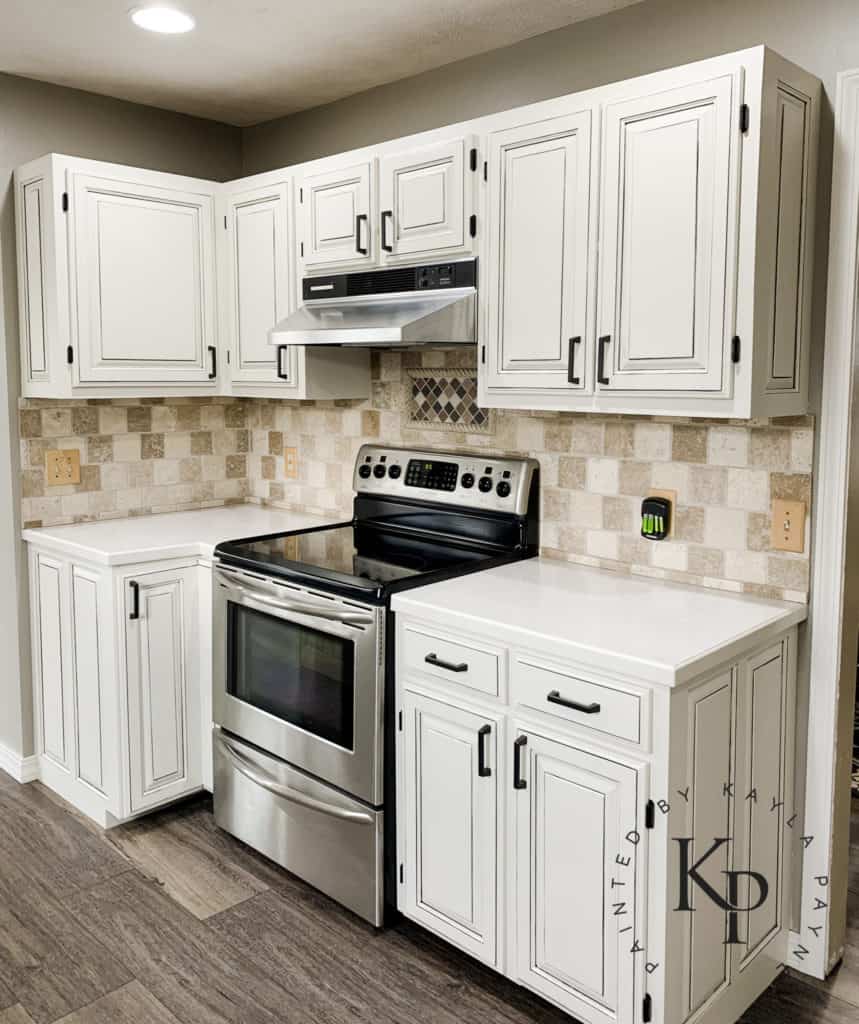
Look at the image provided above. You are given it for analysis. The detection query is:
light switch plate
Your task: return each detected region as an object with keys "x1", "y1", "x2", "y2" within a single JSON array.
[
  {"x1": 284, "y1": 447, "x2": 298, "y2": 480},
  {"x1": 771, "y1": 499, "x2": 806, "y2": 553},
  {"x1": 46, "y1": 449, "x2": 81, "y2": 486},
  {"x1": 647, "y1": 488, "x2": 677, "y2": 538}
]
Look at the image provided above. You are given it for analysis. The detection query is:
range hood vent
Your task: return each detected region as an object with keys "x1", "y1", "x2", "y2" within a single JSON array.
[{"x1": 269, "y1": 260, "x2": 477, "y2": 349}]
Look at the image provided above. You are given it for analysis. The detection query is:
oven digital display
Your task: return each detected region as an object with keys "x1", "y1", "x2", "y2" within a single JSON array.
[{"x1": 405, "y1": 458, "x2": 459, "y2": 491}]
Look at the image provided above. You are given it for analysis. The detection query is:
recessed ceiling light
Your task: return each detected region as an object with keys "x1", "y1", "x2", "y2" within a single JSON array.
[{"x1": 130, "y1": 6, "x2": 195, "y2": 34}]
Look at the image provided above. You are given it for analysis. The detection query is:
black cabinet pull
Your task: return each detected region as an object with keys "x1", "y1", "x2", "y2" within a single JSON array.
[
  {"x1": 355, "y1": 213, "x2": 368, "y2": 255},
  {"x1": 478, "y1": 725, "x2": 491, "y2": 777},
  {"x1": 567, "y1": 336, "x2": 581, "y2": 385},
  {"x1": 381, "y1": 210, "x2": 394, "y2": 252},
  {"x1": 129, "y1": 581, "x2": 140, "y2": 621},
  {"x1": 513, "y1": 735, "x2": 528, "y2": 790},
  {"x1": 597, "y1": 335, "x2": 610, "y2": 385},
  {"x1": 208, "y1": 345, "x2": 217, "y2": 380},
  {"x1": 276, "y1": 345, "x2": 290, "y2": 381},
  {"x1": 547, "y1": 690, "x2": 601, "y2": 714},
  {"x1": 425, "y1": 652, "x2": 468, "y2": 673}
]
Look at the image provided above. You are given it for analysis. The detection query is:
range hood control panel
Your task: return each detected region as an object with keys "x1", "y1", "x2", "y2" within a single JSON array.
[{"x1": 302, "y1": 259, "x2": 476, "y2": 301}]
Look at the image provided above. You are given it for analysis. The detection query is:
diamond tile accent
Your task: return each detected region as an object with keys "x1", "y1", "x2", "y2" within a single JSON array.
[{"x1": 406, "y1": 369, "x2": 492, "y2": 433}]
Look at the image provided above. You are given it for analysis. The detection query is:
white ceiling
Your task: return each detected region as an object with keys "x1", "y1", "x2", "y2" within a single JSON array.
[{"x1": 0, "y1": 0, "x2": 644, "y2": 126}]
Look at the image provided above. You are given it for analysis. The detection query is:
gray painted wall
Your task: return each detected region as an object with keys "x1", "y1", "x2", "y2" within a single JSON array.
[{"x1": 0, "y1": 73, "x2": 241, "y2": 759}]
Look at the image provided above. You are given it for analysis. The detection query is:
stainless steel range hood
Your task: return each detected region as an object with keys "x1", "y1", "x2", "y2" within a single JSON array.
[{"x1": 269, "y1": 260, "x2": 476, "y2": 348}]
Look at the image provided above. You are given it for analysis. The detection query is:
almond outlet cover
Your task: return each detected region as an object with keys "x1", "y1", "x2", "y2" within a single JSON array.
[
  {"x1": 771, "y1": 499, "x2": 806, "y2": 553},
  {"x1": 46, "y1": 449, "x2": 81, "y2": 486}
]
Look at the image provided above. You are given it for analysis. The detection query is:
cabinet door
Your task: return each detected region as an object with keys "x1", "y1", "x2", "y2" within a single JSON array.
[
  {"x1": 597, "y1": 71, "x2": 740, "y2": 393},
  {"x1": 68, "y1": 169, "x2": 219, "y2": 386},
  {"x1": 513, "y1": 725, "x2": 641, "y2": 1022},
  {"x1": 484, "y1": 111, "x2": 592, "y2": 392},
  {"x1": 401, "y1": 689, "x2": 500, "y2": 966},
  {"x1": 124, "y1": 566, "x2": 201, "y2": 813},
  {"x1": 379, "y1": 138, "x2": 469, "y2": 260},
  {"x1": 31, "y1": 552, "x2": 74, "y2": 771},
  {"x1": 301, "y1": 160, "x2": 373, "y2": 269},
  {"x1": 222, "y1": 181, "x2": 298, "y2": 389}
]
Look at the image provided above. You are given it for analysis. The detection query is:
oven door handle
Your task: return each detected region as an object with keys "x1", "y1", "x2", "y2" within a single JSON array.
[
  {"x1": 216, "y1": 572, "x2": 374, "y2": 625},
  {"x1": 218, "y1": 736, "x2": 376, "y2": 826}
]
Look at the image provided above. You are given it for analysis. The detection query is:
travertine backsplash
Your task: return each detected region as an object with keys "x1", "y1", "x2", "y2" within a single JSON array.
[{"x1": 19, "y1": 350, "x2": 814, "y2": 603}]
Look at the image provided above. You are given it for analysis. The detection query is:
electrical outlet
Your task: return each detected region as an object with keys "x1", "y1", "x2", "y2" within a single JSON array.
[
  {"x1": 45, "y1": 449, "x2": 81, "y2": 486},
  {"x1": 284, "y1": 447, "x2": 299, "y2": 480},
  {"x1": 647, "y1": 488, "x2": 677, "y2": 538},
  {"x1": 771, "y1": 499, "x2": 806, "y2": 553}
]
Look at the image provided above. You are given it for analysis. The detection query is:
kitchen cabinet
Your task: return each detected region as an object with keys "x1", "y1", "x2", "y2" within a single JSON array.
[
  {"x1": 300, "y1": 159, "x2": 375, "y2": 270},
  {"x1": 393, "y1": 558, "x2": 801, "y2": 1024},
  {"x1": 27, "y1": 539, "x2": 206, "y2": 827},
  {"x1": 400, "y1": 688, "x2": 500, "y2": 966},
  {"x1": 15, "y1": 154, "x2": 220, "y2": 397},
  {"x1": 483, "y1": 109, "x2": 592, "y2": 392},
  {"x1": 123, "y1": 565, "x2": 201, "y2": 814},
  {"x1": 219, "y1": 173, "x2": 370, "y2": 399}
]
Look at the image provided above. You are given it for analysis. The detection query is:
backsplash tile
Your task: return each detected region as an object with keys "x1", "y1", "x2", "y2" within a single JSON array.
[{"x1": 18, "y1": 351, "x2": 814, "y2": 604}]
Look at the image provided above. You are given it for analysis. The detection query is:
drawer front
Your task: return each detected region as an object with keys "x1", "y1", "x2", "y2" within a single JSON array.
[
  {"x1": 401, "y1": 624, "x2": 502, "y2": 697},
  {"x1": 512, "y1": 657, "x2": 642, "y2": 744}
]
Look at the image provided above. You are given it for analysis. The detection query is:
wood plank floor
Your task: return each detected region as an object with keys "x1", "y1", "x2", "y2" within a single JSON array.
[{"x1": 0, "y1": 772, "x2": 856, "y2": 1024}]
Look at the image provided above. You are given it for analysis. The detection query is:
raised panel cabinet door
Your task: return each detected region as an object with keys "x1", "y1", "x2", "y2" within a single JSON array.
[
  {"x1": 484, "y1": 111, "x2": 592, "y2": 392},
  {"x1": 401, "y1": 689, "x2": 500, "y2": 966},
  {"x1": 223, "y1": 182, "x2": 297, "y2": 388},
  {"x1": 302, "y1": 161, "x2": 373, "y2": 269},
  {"x1": 68, "y1": 170, "x2": 219, "y2": 385},
  {"x1": 597, "y1": 71, "x2": 741, "y2": 393},
  {"x1": 124, "y1": 567, "x2": 201, "y2": 813},
  {"x1": 513, "y1": 726, "x2": 641, "y2": 1023},
  {"x1": 32, "y1": 553, "x2": 74, "y2": 771},
  {"x1": 379, "y1": 137, "x2": 469, "y2": 260}
]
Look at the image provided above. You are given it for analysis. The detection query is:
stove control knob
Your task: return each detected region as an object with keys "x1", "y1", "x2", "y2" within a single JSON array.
[
  {"x1": 496, "y1": 480, "x2": 511, "y2": 498},
  {"x1": 373, "y1": 463, "x2": 387, "y2": 479},
  {"x1": 388, "y1": 464, "x2": 401, "y2": 479},
  {"x1": 460, "y1": 472, "x2": 475, "y2": 489},
  {"x1": 478, "y1": 476, "x2": 493, "y2": 493},
  {"x1": 358, "y1": 464, "x2": 372, "y2": 479}
]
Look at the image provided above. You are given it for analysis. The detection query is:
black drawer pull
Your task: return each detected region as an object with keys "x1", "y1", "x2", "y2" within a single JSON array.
[
  {"x1": 129, "y1": 580, "x2": 140, "y2": 621},
  {"x1": 547, "y1": 690, "x2": 601, "y2": 714},
  {"x1": 381, "y1": 210, "x2": 394, "y2": 252},
  {"x1": 567, "y1": 336, "x2": 581, "y2": 385},
  {"x1": 478, "y1": 725, "x2": 491, "y2": 777},
  {"x1": 425, "y1": 652, "x2": 468, "y2": 673},
  {"x1": 513, "y1": 735, "x2": 528, "y2": 790},
  {"x1": 355, "y1": 213, "x2": 368, "y2": 255},
  {"x1": 276, "y1": 345, "x2": 290, "y2": 380},
  {"x1": 208, "y1": 345, "x2": 217, "y2": 380},
  {"x1": 597, "y1": 334, "x2": 610, "y2": 385}
]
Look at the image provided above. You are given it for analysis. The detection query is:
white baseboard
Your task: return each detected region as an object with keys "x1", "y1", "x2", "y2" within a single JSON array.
[{"x1": 0, "y1": 742, "x2": 39, "y2": 783}]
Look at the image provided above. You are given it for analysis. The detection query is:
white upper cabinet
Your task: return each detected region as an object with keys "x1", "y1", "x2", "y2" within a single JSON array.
[
  {"x1": 483, "y1": 110, "x2": 592, "y2": 392},
  {"x1": 300, "y1": 159, "x2": 375, "y2": 270},
  {"x1": 596, "y1": 72, "x2": 739, "y2": 395},
  {"x1": 379, "y1": 137, "x2": 473, "y2": 261}
]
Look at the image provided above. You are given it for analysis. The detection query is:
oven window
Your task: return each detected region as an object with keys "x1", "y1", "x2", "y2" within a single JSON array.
[{"x1": 227, "y1": 604, "x2": 355, "y2": 750}]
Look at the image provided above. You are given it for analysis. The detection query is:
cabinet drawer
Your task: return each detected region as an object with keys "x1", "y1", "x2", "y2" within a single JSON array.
[
  {"x1": 512, "y1": 657, "x2": 642, "y2": 744},
  {"x1": 401, "y1": 624, "x2": 502, "y2": 697}
]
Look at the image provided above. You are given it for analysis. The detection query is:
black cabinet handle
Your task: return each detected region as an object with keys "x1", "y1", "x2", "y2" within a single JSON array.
[
  {"x1": 478, "y1": 725, "x2": 491, "y2": 777},
  {"x1": 355, "y1": 213, "x2": 368, "y2": 255},
  {"x1": 381, "y1": 210, "x2": 394, "y2": 252},
  {"x1": 567, "y1": 336, "x2": 581, "y2": 385},
  {"x1": 425, "y1": 652, "x2": 468, "y2": 673},
  {"x1": 513, "y1": 735, "x2": 528, "y2": 790},
  {"x1": 129, "y1": 581, "x2": 140, "y2": 621},
  {"x1": 597, "y1": 335, "x2": 610, "y2": 385},
  {"x1": 547, "y1": 690, "x2": 601, "y2": 714},
  {"x1": 208, "y1": 345, "x2": 217, "y2": 380},
  {"x1": 276, "y1": 345, "x2": 290, "y2": 380}
]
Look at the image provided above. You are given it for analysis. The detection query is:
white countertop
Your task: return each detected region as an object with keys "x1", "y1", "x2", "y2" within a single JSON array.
[
  {"x1": 392, "y1": 557, "x2": 807, "y2": 686},
  {"x1": 22, "y1": 505, "x2": 341, "y2": 566}
]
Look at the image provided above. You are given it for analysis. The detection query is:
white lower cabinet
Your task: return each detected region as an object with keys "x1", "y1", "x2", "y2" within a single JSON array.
[
  {"x1": 400, "y1": 689, "x2": 501, "y2": 966},
  {"x1": 395, "y1": 613, "x2": 798, "y2": 1024},
  {"x1": 27, "y1": 543, "x2": 208, "y2": 827}
]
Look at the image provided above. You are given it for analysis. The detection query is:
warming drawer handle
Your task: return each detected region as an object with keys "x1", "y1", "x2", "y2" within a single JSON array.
[
  {"x1": 513, "y1": 734, "x2": 528, "y2": 790},
  {"x1": 547, "y1": 690, "x2": 601, "y2": 714},
  {"x1": 425, "y1": 652, "x2": 468, "y2": 673},
  {"x1": 217, "y1": 735, "x2": 375, "y2": 826},
  {"x1": 477, "y1": 724, "x2": 491, "y2": 778},
  {"x1": 381, "y1": 210, "x2": 394, "y2": 253}
]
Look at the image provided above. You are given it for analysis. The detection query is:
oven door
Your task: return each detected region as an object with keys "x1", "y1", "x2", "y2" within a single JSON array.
[{"x1": 213, "y1": 564, "x2": 384, "y2": 806}]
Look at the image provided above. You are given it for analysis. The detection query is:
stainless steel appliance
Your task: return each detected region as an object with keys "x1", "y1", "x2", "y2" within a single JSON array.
[
  {"x1": 212, "y1": 444, "x2": 539, "y2": 925},
  {"x1": 268, "y1": 260, "x2": 476, "y2": 348}
]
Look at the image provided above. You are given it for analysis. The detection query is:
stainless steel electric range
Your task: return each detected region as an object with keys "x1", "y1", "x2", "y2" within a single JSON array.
[{"x1": 211, "y1": 444, "x2": 539, "y2": 926}]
